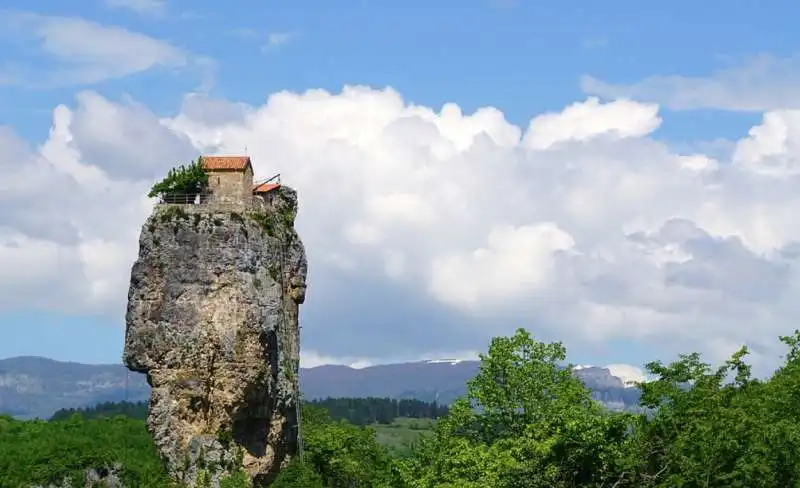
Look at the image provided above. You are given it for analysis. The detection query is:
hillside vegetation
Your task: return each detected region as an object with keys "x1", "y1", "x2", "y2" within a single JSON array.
[
  {"x1": 51, "y1": 397, "x2": 446, "y2": 427},
  {"x1": 4, "y1": 327, "x2": 800, "y2": 487}
]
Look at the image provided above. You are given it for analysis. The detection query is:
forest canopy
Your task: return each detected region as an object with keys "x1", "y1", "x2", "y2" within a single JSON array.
[{"x1": 6, "y1": 327, "x2": 800, "y2": 487}]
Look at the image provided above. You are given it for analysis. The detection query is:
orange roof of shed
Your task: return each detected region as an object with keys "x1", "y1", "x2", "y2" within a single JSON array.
[
  {"x1": 201, "y1": 156, "x2": 251, "y2": 171},
  {"x1": 253, "y1": 182, "x2": 280, "y2": 193}
]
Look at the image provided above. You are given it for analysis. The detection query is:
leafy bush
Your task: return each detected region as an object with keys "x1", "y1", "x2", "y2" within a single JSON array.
[
  {"x1": 218, "y1": 469, "x2": 252, "y2": 488},
  {"x1": 148, "y1": 157, "x2": 209, "y2": 201},
  {"x1": 270, "y1": 459, "x2": 324, "y2": 487},
  {"x1": 301, "y1": 404, "x2": 396, "y2": 487}
]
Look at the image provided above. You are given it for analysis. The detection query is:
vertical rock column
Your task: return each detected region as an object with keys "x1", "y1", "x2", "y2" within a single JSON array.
[{"x1": 123, "y1": 188, "x2": 307, "y2": 487}]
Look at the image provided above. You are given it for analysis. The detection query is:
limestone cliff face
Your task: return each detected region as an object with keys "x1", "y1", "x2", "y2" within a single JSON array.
[{"x1": 123, "y1": 188, "x2": 307, "y2": 487}]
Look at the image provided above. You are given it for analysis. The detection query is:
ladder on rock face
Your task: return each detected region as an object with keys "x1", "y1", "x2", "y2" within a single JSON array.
[
  {"x1": 297, "y1": 400, "x2": 304, "y2": 460},
  {"x1": 275, "y1": 228, "x2": 304, "y2": 461}
]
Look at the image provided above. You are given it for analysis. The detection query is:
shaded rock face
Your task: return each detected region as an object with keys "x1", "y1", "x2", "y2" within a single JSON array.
[{"x1": 123, "y1": 187, "x2": 307, "y2": 487}]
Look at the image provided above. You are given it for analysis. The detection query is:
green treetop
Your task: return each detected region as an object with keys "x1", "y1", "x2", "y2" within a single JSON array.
[{"x1": 148, "y1": 157, "x2": 209, "y2": 201}]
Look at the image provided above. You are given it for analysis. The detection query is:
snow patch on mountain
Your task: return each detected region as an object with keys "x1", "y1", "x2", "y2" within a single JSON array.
[
  {"x1": 605, "y1": 364, "x2": 647, "y2": 387},
  {"x1": 426, "y1": 359, "x2": 463, "y2": 365}
]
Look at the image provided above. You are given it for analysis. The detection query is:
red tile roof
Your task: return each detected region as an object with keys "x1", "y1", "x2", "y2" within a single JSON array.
[
  {"x1": 201, "y1": 156, "x2": 251, "y2": 171},
  {"x1": 253, "y1": 182, "x2": 280, "y2": 193}
]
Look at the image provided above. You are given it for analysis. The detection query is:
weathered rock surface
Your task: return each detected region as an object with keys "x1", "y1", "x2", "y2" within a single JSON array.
[
  {"x1": 31, "y1": 464, "x2": 124, "y2": 488},
  {"x1": 123, "y1": 187, "x2": 307, "y2": 487}
]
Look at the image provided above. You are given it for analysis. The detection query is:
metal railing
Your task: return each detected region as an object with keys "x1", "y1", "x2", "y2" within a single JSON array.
[
  {"x1": 155, "y1": 193, "x2": 270, "y2": 211},
  {"x1": 254, "y1": 173, "x2": 281, "y2": 187},
  {"x1": 156, "y1": 193, "x2": 209, "y2": 205}
]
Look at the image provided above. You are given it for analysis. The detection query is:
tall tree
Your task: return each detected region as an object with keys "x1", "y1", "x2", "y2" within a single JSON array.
[{"x1": 396, "y1": 328, "x2": 634, "y2": 488}]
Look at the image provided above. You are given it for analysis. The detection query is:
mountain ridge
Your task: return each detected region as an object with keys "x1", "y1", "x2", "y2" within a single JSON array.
[{"x1": 0, "y1": 356, "x2": 642, "y2": 419}]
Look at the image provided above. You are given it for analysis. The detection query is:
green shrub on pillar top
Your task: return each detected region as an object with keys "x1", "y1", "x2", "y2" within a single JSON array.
[{"x1": 148, "y1": 157, "x2": 209, "y2": 202}]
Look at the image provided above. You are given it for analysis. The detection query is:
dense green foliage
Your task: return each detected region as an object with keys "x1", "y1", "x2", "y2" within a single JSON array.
[
  {"x1": 0, "y1": 414, "x2": 176, "y2": 487},
  {"x1": 307, "y1": 397, "x2": 447, "y2": 426},
  {"x1": 51, "y1": 400, "x2": 149, "y2": 421},
  {"x1": 393, "y1": 329, "x2": 635, "y2": 488},
  {"x1": 276, "y1": 404, "x2": 397, "y2": 487},
  {"x1": 2, "y1": 404, "x2": 400, "y2": 488},
  {"x1": 51, "y1": 397, "x2": 445, "y2": 426},
  {"x1": 148, "y1": 157, "x2": 209, "y2": 201},
  {"x1": 393, "y1": 329, "x2": 800, "y2": 488},
  {"x1": 8, "y1": 328, "x2": 800, "y2": 487}
]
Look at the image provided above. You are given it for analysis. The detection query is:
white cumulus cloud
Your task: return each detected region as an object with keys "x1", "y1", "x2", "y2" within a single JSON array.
[
  {"x1": 524, "y1": 97, "x2": 661, "y2": 149},
  {"x1": 4, "y1": 86, "x2": 800, "y2": 371},
  {"x1": 0, "y1": 10, "x2": 189, "y2": 85},
  {"x1": 605, "y1": 364, "x2": 648, "y2": 386}
]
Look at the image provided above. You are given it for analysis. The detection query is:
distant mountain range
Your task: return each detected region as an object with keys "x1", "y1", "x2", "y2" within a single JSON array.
[{"x1": 0, "y1": 356, "x2": 642, "y2": 420}]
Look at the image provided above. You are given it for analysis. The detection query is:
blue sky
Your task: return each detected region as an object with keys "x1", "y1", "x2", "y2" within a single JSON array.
[
  {"x1": 4, "y1": 0, "x2": 788, "y2": 141},
  {"x1": 2, "y1": 0, "x2": 800, "y2": 377}
]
